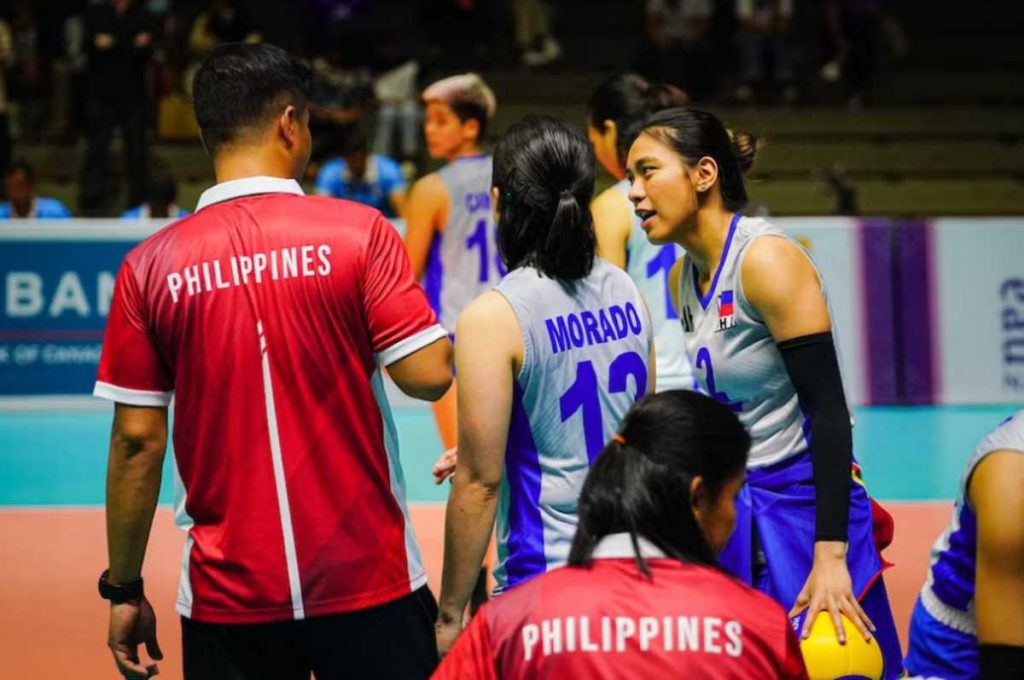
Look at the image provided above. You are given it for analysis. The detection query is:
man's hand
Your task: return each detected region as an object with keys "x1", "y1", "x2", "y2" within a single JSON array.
[
  {"x1": 109, "y1": 597, "x2": 162, "y2": 679},
  {"x1": 95, "y1": 33, "x2": 115, "y2": 49}
]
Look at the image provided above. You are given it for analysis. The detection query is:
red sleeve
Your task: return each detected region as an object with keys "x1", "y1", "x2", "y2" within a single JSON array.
[
  {"x1": 779, "y1": 615, "x2": 810, "y2": 680},
  {"x1": 361, "y1": 214, "x2": 447, "y2": 366},
  {"x1": 432, "y1": 611, "x2": 500, "y2": 680},
  {"x1": 94, "y1": 260, "x2": 173, "y2": 406}
]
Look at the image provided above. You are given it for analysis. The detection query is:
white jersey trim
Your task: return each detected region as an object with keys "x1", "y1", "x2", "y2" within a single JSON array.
[
  {"x1": 93, "y1": 381, "x2": 173, "y2": 407},
  {"x1": 196, "y1": 176, "x2": 305, "y2": 211},
  {"x1": 371, "y1": 369, "x2": 428, "y2": 592},
  {"x1": 172, "y1": 457, "x2": 196, "y2": 618},
  {"x1": 257, "y1": 320, "x2": 306, "y2": 620},
  {"x1": 921, "y1": 580, "x2": 976, "y2": 635},
  {"x1": 591, "y1": 533, "x2": 668, "y2": 560},
  {"x1": 376, "y1": 324, "x2": 448, "y2": 367}
]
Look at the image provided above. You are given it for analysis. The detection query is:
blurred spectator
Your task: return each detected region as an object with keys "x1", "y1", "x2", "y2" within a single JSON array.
[
  {"x1": 824, "y1": 0, "x2": 884, "y2": 107},
  {"x1": 512, "y1": 0, "x2": 561, "y2": 67},
  {"x1": 316, "y1": 134, "x2": 408, "y2": 217},
  {"x1": 121, "y1": 169, "x2": 189, "y2": 219},
  {"x1": 735, "y1": 0, "x2": 795, "y2": 104},
  {"x1": 371, "y1": 23, "x2": 422, "y2": 165},
  {"x1": 309, "y1": 42, "x2": 374, "y2": 163},
  {"x1": 9, "y1": 0, "x2": 45, "y2": 140},
  {"x1": 188, "y1": 0, "x2": 259, "y2": 60},
  {"x1": 0, "y1": 18, "x2": 14, "y2": 173},
  {"x1": 825, "y1": 165, "x2": 859, "y2": 216},
  {"x1": 79, "y1": 0, "x2": 156, "y2": 215},
  {"x1": 0, "y1": 160, "x2": 72, "y2": 219},
  {"x1": 637, "y1": 0, "x2": 715, "y2": 99}
]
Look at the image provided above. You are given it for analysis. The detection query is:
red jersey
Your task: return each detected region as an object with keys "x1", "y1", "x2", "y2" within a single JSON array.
[
  {"x1": 434, "y1": 534, "x2": 808, "y2": 680},
  {"x1": 95, "y1": 177, "x2": 447, "y2": 624}
]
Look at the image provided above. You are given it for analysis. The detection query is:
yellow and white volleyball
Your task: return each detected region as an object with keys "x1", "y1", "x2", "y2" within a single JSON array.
[{"x1": 799, "y1": 613, "x2": 883, "y2": 680}]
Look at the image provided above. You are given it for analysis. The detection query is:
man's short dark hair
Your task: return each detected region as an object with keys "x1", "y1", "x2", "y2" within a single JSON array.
[
  {"x1": 192, "y1": 43, "x2": 313, "y2": 155},
  {"x1": 5, "y1": 159, "x2": 35, "y2": 184}
]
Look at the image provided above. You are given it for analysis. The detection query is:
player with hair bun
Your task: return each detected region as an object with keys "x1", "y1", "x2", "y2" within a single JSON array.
[
  {"x1": 587, "y1": 74, "x2": 694, "y2": 392},
  {"x1": 625, "y1": 107, "x2": 904, "y2": 677}
]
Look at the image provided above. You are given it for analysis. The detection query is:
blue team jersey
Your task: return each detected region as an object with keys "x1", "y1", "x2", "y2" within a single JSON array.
[
  {"x1": 315, "y1": 154, "x2": 406, "y2": 216},
  {"x1": 491, "y1": 259, "x2": 653, "y2": 593},
  {"x1": 121, "y1": 204, "x2": 190, "y2": 219},
  {"x1": 424, "y1": 155, "x2": 503, "y2": 332},
  {"x1": 906, "y1": 411, "x2": 1024, "y2": 677},
  {"x1": 0, "y1": 197, "x2": 71, "y2": 219}
]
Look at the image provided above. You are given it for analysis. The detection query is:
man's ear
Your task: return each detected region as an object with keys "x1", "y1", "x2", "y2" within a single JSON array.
[{"x1": 279, "y1": 105, "x2": 301, "y2": 147}]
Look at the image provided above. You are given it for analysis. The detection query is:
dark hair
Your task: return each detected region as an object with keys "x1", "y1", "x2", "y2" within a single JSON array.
[
  {"x1": 568, "y1": 390, "x2": 750, "y2": 573},
  {"x1": 450, "y1": 100, "x2": 490, "y2": 140},
  {"x1": 192, "y1": 43, "x2": 312, "y2": 154},
  {"x1": 5, "y1": 159, "x2": 34, "y2": 183},
  {"x1": 146, "y1": 169, "x2": 178, "y2": 206},
  {"x1": 587, "y1": 74, "x2": 687, "y2": 170},
  {"x1": 639, "y1": 108, "x2": 757, "y2": 212},
  {"x1": 492, "y1": 115, "x2": 596, "y2": 281}
]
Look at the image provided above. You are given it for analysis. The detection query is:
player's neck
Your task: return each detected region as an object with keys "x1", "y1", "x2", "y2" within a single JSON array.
[
  {"x1": 213, "y1": 149, "x2": 302, "y2": 185},
  {"x1": 683, "y1": 207, "x2": 735, "y2": 280},
  {"x1": 447, "y1": 141, "x2": 483, "y2": 161}
]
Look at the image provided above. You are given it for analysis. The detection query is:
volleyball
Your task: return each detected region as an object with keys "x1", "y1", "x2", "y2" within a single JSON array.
[{"x1": 800, "y1": 613, "x2": 884, "y2": 680}]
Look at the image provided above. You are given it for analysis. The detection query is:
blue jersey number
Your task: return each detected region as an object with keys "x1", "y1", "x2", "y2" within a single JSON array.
[
  {"x1": 646, "y1": 244, "x2": 679, "y2": 320},
  {"x1": 466, "y1": 218, "x2": 505, "y2": 282},
  {"x1": 694, "y1": 347, "x2": 743, "y2": 412},
  {"x1": 560, "y1": 351, "x2": 648, "y2": 463}
]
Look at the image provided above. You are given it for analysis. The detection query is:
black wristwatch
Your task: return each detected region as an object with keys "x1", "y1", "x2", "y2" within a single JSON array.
[{"x1": 98, "y1": 569, "x2": 144, "y2": 604}]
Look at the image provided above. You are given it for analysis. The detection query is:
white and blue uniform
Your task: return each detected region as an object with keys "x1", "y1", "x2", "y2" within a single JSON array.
[
  {"x1": 678, "y1": 214, "x2": 905, "y2": 678},
  {"x1": 0, "y1": 197, "x2": 72, "y2": 219},
  {"x1": 492, "y1": 259, "x2": 652, "y2": 593},
  {"x1": 424, "y1": 155, "x2": 504, "y2": 333},
  {"x1": 677, "y1": 214, "x2": 835, "y2": 468},
  {"x1": 906, "y1": 411, "x2": 1024, "y2": 678},
  {"x1": 613, "y1": 179, "x2": 693, "y2": 391}
]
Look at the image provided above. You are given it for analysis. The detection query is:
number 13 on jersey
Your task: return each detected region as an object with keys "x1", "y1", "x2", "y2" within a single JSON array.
[{"x1": 559, "y1": 351, "x2": 648, "y2": 464}]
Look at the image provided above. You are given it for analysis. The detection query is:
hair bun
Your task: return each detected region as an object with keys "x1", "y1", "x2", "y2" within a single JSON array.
[{"x1": 727, "y1": 129, "x2": 758, "y2": 175}]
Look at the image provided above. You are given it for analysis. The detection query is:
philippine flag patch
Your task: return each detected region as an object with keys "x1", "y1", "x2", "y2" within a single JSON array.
[{"x1": 716, "y1": 290, "x2": 736, "y2": 332}]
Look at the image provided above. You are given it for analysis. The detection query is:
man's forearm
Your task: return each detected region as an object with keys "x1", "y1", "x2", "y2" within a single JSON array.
[
  {"x1": 106, "y1": 436, "x2": 166, "y2": 584},
  {"x1": 438, "y1": 478, "x2": 499, "y2": 621}
]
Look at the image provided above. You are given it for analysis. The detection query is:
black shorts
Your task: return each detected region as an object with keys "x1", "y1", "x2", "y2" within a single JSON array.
[{"x1": 181, "y1": 586, "x2": 438, "y2": 680}]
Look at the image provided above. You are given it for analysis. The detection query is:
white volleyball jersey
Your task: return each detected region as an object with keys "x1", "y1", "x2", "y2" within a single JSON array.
[{"x1": 492, "y1": 258, "x2": 653, "y2": 592}]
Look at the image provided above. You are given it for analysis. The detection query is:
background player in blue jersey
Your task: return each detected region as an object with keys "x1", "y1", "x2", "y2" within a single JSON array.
[
  {"x1": 403, "y1": 73, "x2": 500, "y2": 452},
  {"x1": 588, "y1": 75, "x2": 694, "y2": 392},
  {"x1": 0, "y1": 160, "x2": 71, "y2": 219},
  {"x1": 626, "y1": 108, "x2": 904, "y2": 677},
  {"x1": 436, "y1": 115, "x2": 655, "y2": 656},
  {"x1": 905, "y1": 412, "x2": 1024, "y2": 679},
  {"x1": 315, "y1": 134, "x2": 407, "y2": 217}
]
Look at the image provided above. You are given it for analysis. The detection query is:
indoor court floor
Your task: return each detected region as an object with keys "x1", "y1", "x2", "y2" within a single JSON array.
[{"x1": 0, "y1": 403, "x2": 1016, "y2": 679}]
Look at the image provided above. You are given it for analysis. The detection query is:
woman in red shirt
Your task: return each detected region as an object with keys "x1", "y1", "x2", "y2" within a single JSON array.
[{"x1": 433, "y1": 390, "x2": 808, "y2": 679}]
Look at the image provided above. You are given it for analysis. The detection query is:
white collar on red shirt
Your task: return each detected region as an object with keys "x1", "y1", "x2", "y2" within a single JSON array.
[
  {"x1": 591, "y1": 533, "x2": 667, "y2": 560},
  {"x1": 196, "y1": 176, "x2": 305, "y2": 211}
]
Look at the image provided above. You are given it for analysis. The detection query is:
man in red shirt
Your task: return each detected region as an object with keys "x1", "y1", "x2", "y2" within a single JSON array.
[{"x1": 95, "y1": 43, "x2": 452, "y2": 680}]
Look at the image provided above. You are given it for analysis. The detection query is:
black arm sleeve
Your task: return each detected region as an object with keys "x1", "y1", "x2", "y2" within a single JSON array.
[
  {"x1": 980, "y1": 644, "x2": 1024, "y2": 680},
  {"x1": 778, "y1": 332, "x2": 852, "y2": 542}
]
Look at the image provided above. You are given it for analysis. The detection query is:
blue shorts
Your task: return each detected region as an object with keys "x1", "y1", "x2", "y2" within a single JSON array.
[
  {"x1": 905, "y1": 595, "x2": 978, "y2": 679},
  {"x1": 720, "y1": 450, "x2": 905, "y2": 679}
]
